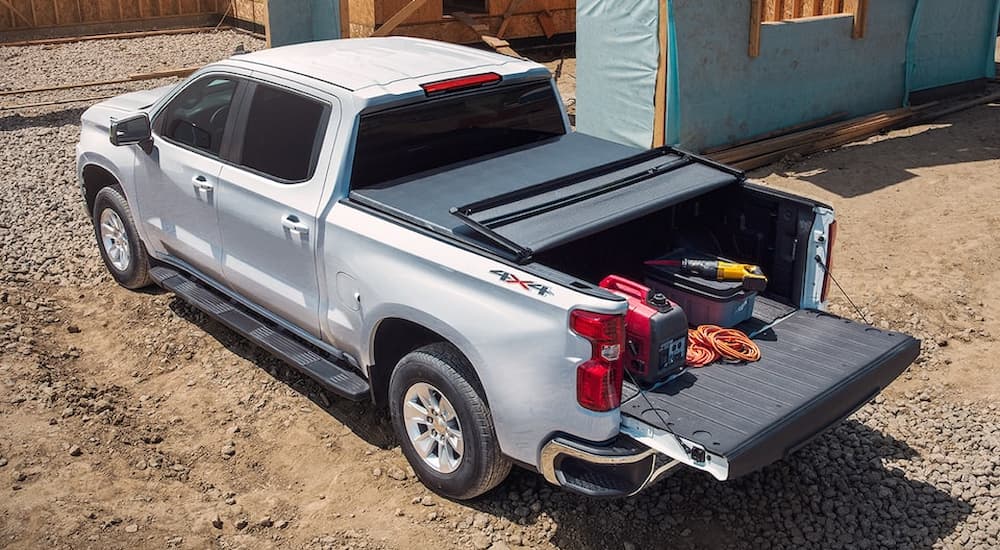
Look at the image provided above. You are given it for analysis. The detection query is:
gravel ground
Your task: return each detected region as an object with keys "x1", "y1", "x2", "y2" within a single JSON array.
[{"x1": 1, "y1": 32, "x2": 999, "y2": 549}]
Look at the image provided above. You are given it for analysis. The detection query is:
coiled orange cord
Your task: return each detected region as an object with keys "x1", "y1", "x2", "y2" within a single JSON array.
[{"x1": 686, "y1": 325, "x2": 761, "y2": 367}]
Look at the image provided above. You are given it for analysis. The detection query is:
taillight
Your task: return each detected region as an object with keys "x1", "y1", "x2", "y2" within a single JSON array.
[
  {"x1": 570, "y1": 309, "x2": 626, "y2": 412},
  {"x1": 420, "y1": 73, "x2": 502, "y2": 95},
  {"x1": 820, "y1": 220, "x2": 838, "y2": 302}
]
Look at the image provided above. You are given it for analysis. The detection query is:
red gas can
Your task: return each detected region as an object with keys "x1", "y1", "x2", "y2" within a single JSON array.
[{"x1": 599, "y1": 275, "x2": 688, "y2": 386}]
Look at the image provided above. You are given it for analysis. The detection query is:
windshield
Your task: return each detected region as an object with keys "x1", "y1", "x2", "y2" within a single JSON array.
[{"x1": 351, "y1": 80, "x2": 566, "y2": 189}]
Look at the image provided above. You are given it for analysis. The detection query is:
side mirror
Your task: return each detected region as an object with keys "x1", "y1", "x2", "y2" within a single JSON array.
[{"x1": 110, "y1": 113, "x2": 151, "y2": 147}]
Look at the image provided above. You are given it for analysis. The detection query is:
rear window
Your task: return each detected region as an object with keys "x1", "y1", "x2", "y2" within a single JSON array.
[{"x1": 351, "y1": 80, "x2": 566, "y2": 189}]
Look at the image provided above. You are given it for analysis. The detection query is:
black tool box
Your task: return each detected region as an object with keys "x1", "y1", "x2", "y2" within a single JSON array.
[{"x1": 644, "y1": 249, "x2": 757, "y2": 328}]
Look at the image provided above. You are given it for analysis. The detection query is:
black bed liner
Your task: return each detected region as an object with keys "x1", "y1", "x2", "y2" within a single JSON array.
[
  {"x1": 622, "y1": 307, "x2": 920, "y2": 479},
  {"x1": 349, "y1": 133, "x2": 742, "y2": 262}
]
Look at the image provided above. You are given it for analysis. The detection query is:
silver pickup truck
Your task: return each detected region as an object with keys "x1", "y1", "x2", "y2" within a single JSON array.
[{"x1": 76, "y1": 37, "x2": 919, "y2": 500}]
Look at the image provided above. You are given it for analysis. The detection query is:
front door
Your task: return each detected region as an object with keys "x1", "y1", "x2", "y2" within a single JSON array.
[
  {"x1": 216, "y1": 80, "x2": 337, "y2": 337},
  {"x1": 137, "y1": 75, "x2": 241, "y2": 281}
]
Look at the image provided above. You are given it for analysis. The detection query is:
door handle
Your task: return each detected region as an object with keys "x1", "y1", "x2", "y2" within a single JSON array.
[
  {"x1": 281, "y1": 215, "x2": 309, "y2": 235},
  {"x1": 192, "y1": 175, "x2": 213, "y2": 191}
]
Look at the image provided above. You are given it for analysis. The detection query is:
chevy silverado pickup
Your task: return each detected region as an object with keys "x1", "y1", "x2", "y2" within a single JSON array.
[{"x1": 76, "y1": 37, "x2": 919, "y2": 500}]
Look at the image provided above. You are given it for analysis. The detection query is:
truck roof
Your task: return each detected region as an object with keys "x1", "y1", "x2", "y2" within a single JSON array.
[{"x1": 233, "y1": 37, "x2": 541, "y2": 93}]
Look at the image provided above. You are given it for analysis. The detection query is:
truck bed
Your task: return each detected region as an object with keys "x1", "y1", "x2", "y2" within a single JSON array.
[{"x1": 621, "y1": 305, "x2": 920, "y2": 478}]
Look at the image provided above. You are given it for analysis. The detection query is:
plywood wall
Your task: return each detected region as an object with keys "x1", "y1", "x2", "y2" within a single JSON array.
[
  {"x1": 763, "y1": 0, "x2": 858, "y2": 21},
  {"x1": 230, "y1": 0, "x2": 267, "y2": 25},
  {"x1": 376, "y1": 0, "x2": 441, "y2": 24},
  {"x1": 488, "y1": 0, "x2": 574, "y2": 17},
  {"x1": 345, "y1": 0, "x2": 574, "y2": 38}
]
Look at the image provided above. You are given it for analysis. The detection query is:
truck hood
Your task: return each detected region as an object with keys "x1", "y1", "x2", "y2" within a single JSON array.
[
  {"x1": 81, "y1": 84, "x2": 178, "y2": 132},
  {"x1": 96, "y1": 84, "x2": 177, "y2": 113}
]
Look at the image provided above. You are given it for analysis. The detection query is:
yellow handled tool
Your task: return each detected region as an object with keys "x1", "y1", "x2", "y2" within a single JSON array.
[{"x1": 647, "y1": 259, "x2": 768, "y2": 292}]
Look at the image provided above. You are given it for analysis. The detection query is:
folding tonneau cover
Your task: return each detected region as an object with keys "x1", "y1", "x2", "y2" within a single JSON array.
[{"x1": 349, "y1": 133, "x2": 742, "y2": 262}]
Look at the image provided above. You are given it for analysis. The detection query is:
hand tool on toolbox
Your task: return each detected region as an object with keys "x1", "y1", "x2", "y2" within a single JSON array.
[{"x1": 644, "y1": 258, "x2": 768, "y2": 292}]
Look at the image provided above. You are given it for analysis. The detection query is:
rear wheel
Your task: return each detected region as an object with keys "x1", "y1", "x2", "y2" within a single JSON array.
[
  {"x1": 92, "y1": 186, "x2": 152, "y2": 289},
  {"x1": 389, "y1": 343, "x2": 511, "y2": 500}
]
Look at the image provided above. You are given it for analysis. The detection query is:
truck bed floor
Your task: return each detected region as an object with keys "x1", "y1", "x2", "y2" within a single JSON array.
[{"x1": 621, "y1": 308, "x2": 920, "y2": 478}]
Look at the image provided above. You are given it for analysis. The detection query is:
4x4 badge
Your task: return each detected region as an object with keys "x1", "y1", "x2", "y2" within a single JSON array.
[{"x1": 490, "y1": 270, "x2": 553, "y2": 297}]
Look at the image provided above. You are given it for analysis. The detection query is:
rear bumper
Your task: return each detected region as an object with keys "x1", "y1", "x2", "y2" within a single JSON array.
[{"x1": 538, "y1": 435, "x2": 680, "y2": 497}]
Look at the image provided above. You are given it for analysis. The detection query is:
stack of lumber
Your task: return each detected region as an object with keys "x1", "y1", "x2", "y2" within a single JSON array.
[{"x1": 706, "y1": 106, "x2": 927, "y2": 170}]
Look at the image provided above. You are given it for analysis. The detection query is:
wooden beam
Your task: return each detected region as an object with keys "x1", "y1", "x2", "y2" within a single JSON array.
[
  {"x1": 774, "y1": 0, "x2": 786, "y2": 20},
  {"x1": 1, "y1": 94, "x2": 116, "y2": 111},
  {"x1": 701, "y1": 112, "x2": 848, "y2": 154},
  {"x1": 652, "y1": 0, "x2": 668, "y2": 147},
  {"x1": 28, "y1": 0, "x2": 37, "y2": 26},
  {"x1": 371, "y1": 0, "x2": 429, "y2": 37},
  {"x1": 449, "y1": 11, "x2": 487, "y2": 33},
  {"x1": 812, "y1": 0, "x2": 822, "y2": 16},
  {"x1": 496, "y1": 0, "x2": 524, "y2": 39},
  {"x1": 536, "y1": 10, "x2": 555, "y2": 38},
  {"x1": 339, "y1": 0, "x2": 349, "y2": 37},
  {"x1": 451, "y1": 11, "x2": 520, "y2": 57},
  {"x1": 0, "y1": 66, "x2": 199, "y2": 97},
  {"x1": 263, "y1": 0, "x2": 270, "y2": 47},
  {"x1": 0, "y1": 0, "x2": 34, "y2": 26},
  {"x1": 792, "y1": 0, "x2": 803, "y2": 18},
  {"x1": 1, "y1": 26, "x2": 227, "y2": 47},
  {"x1": 749, "y1": 0, "x2": 763, "y2": 57},
  {"x1": 852, "y1": 0, "x2": 868, "y2": 38}
]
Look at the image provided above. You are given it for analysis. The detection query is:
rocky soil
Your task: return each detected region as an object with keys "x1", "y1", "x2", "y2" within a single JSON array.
[{"x1": 1, "y1": 33, "x2": 999, "y2": 549}]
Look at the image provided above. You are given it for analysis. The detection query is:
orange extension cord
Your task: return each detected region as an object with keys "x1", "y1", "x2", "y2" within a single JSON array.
[{"x1": 685, "y1": 325, "x2": 761, "y2": 367}]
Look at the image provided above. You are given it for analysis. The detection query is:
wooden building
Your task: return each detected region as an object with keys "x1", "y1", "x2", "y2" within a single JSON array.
[
  {"x1": 341, "y1": 0, "x2": 574, "y2": 43},
  {"x1": 0, "y1": 0, "x2": 573, "y2": 45}
]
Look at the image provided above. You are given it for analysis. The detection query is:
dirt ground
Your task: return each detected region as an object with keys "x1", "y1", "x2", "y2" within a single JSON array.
[{"x1": 1, "y1": 34, "x2": 999, "y2": 550}]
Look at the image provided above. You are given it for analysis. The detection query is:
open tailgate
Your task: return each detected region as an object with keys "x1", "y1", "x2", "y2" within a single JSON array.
[{"x1": 620, "y1": 309, "x2": 920, "y2": 480}]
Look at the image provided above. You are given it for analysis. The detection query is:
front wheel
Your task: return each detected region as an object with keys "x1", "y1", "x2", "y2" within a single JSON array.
[
  {"x1": 92, "y1": 186, "x2": 152, "y2": 289},
  {"x1": 389, "y1": 343, "x2": 511, "y2": 500}
]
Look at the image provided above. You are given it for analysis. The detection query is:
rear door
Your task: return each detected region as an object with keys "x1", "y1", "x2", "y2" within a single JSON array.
[
  {"x1": 215, "y1": 79, "x2": 337, "y2": 337},
  {"x1": 139, "y1": 75, "x2": 243, "y2": 281},
  {"x1": 619, "y1": 307, "x2": 920, "y2": 480}
]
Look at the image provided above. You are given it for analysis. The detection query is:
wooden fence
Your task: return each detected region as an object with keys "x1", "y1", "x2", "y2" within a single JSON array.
[
  {"x1": 751, "y1": 0, "x2": 868, "y2": 56},
  {"x1": 0, "y1": 0, "x2": 267, "y2": 38}
]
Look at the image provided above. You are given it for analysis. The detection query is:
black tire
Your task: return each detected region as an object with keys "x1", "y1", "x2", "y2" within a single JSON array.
[
  {"x1": 92, "y1": 186, "x2": 152, "y2": 289},
  {"x1": 389, "y1": 343, "x2": 511, "y2": 500}
]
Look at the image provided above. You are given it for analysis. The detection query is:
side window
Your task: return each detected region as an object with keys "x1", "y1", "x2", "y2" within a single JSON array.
[
  {"x1": 156, "y1": 77, "x2": 238, "y2": 156},
  {"x1": 238, "y1": 84, "x2": 326, "y2": 182}
]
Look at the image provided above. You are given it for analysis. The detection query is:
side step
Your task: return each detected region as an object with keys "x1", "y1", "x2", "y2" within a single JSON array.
[{"x1": 150, "y1": 266, "x2": 370, "y2": 401}]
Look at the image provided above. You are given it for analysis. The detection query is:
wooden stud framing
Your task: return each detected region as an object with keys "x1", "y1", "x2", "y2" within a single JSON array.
[
  {"x1": 852, "y1": 0, "x2": 868, "y2": 38},
  {"x1": 371, "y1": 0, "x2": 429, "y2": 36},
  {"x1": 652, "y1": 0, "x2": 669, "y2": 147},
  {"x1": 0, "y1": 0, "x2": 33, "y2": 27},
  {"x1": 496, "y1": 0, "x2": 523, "y2": 39},
  {"x1": 749, "y1": 0, "x2": 763, "y2": 57}
]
